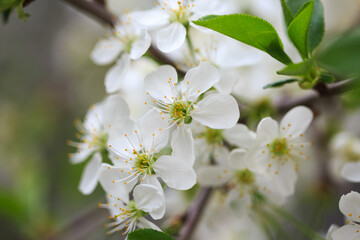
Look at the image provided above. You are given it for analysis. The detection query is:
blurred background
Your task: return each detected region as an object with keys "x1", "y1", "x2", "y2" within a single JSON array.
[{"x1": 0, "y1": 0, "x2": 360, "y2": 240}]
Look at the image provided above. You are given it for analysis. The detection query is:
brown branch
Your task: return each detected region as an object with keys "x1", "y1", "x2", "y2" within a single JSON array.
[
  {"x1": 60, "y1": 0, "x2": 114, "y2": 27},
  {"x1": 177, "y1": 188, "x2": 212, "y2": 240},
  {"x1": 276, "y1": 79, "x2": 353, "y2": 113}
]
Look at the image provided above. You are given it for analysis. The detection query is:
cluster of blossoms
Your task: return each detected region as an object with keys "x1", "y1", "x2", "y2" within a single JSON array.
[{"x1": 68, "y1": 0, "x2": 360, "y2": 239}]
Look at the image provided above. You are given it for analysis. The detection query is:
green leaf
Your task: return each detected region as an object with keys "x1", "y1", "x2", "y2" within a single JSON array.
[
  {"x1": 16, "y1": 0, "x2": 29, "y2": 21},
  {"x1": 286, "y1": 0, "x2": 308, "y2": 15},
  {"x1": 129, "y1": 229, "x2": 174, "y2": 240},
  {"x1": 308, "y1": 0, "x2": 325, "y2": 51},
  {"x1": 193, "y1": 14, "x2": 292, "y2": 65},
  {"x1": 316, "y1": 27, "x2": 360, "y2": 77},
  {"x1": 277, "y1": 59, "x2": 313, "y2": 76},
  {"x1": 318, "y1": 73, "x2": 335, "y2": 83},
  {"x1": 280, "y1": 0, "x2": 294, "y2": 27},
  {"x1": 263, "y1": 79, "x2": 299, "y2": 89},
  {"x1": 287, "y1": 1, "x2": 314, "y2": 59},
  {"x1": 286, "y1": 0, "x2": 325, "y2": 52},
  {"x1": 2, "y1": 7, "x2": 13, "y2": 23},
  {"x1": 0, "y1": 0, "x2": 20, "y2": 11}
]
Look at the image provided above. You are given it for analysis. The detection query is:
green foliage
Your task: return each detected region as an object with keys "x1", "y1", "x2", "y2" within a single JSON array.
[
  {"x1": 263, "y1": 79, "x2": 298, "y2": 89},
  {"x1": 308, "y1": 0, "x2": 325, "y2": 51},
  {"x1": 318, "y1": 73, "x2": 335, "y2": 84},
  {"x1": 193, "y1": 14, "x2": 292, "y2": 64},
  {"x1": 129, "y1": 229, "x2": 174, "y2": 240},
  {"x1": 285, "y1": 0, "x2": 325, "y2": 52},
  {"x1": 316, "y1": 27, "x2": 360, "y2": 77},
  {"x1": 1, "y1": 0, "x2": 29, "y2": 22},
  {"x1": 287, "y1": 1, "x2": 314, "y2": 59},
  {"x1": 277, "y1": 59, "x2": 314, "y2": 76},
  {"x1": 280, "y1": 0, "x2": 294, "y2": 27}
]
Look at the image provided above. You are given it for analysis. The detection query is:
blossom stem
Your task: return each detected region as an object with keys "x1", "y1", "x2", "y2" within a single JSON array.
[{"x1": 186, "y1": 33, "x2": 197, "y2": 63}]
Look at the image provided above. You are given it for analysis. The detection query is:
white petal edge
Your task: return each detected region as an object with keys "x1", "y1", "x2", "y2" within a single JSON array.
[
  {"x1": 192, "y1": 93, "x2": 239, "y2": 129},
  {"x1": 78, "y1": 153, "x2": 102, "y2": 195},
  {"x1": 104, "y1": 54, "x2": 131, "y2": 94},
  {"x1": 156, "y1": 22, "x2": 186, "y2": 53}
]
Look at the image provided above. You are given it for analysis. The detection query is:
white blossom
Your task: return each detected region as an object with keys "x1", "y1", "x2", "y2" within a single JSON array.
[
  {"x1": 234, "y1": 106, "x2": 313, "y2": 196},
  {"x1": 98, "y1": 108, "x2": 196, "y2": 201},
  {"x1": 198, "y1": 149, "x2": 284, "y2": 215},
  {"x1": 90, "y1": 15, "x2": 151, "y2": 93},
  {"x1": 68, "y1": 94, "x2": 129, "y2": 195},
  {"x1": 144, "y1": 62, "x2": 239, "y2": 165},
  {"x1": 132, "y1": 0, "x2": 231, "y2": 52},
  {"x1": 329, "y1": 132, "x2": 360, "y2": 182},
  {"x1": 332, "y1": 191, "x2": 360, "y2": 240},
  {"x1": 99, "y1": 181, "x2": 164, "y2": 238}
]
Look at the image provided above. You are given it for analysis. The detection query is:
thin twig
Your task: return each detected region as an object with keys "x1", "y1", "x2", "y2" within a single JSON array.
[{"x1": 177, "y1": 188, "x2": 212, "y2": 240}]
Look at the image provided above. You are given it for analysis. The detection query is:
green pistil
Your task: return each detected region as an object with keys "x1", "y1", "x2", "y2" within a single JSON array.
[
  {"x1": 127, "y1": 200, "x2": 147, "y2": 219},
  {"x1": 269, "y1": 138, "x2": 288, "y2": 157},
  {"x1": 169, "y1": 100, "x2": 193, "y2": 124},
  {"x1": 235, "y1": 169, "x2": 255, "y2": 185},
  {"x1": 199, "y1": 128, "x2": 224, "y2": 145},
  {"x1": 91, "y1": 132, "x2": 108, "y2": 150},
  {"x1": 134, "y1": 151, "x2": 156, "y2": 175},
  {"x1": 345, "y1": 144, "x2": 360, "y2": 162}
]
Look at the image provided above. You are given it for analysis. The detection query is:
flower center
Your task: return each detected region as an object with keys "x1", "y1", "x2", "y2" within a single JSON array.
[
  {"x1": 345, "y1": 143, "x2": 360, "y2": 162},
  {"x1": 89, "y1": 132, "x2": 108, "y2": 150},
  {"x1": 168, "y1": 1, "x2": 192, "y2": 24},
  {"x1": 235, "y1": 169, "x2": 255, "y2": 185},
  {"x1": 127, "y1": 200, "x2": 147, "y2": 219},
  {"x1": 200, "y1": 128, "x2": 224, "y2": 145},
  {"x1": 169, "y1": 100, "x2": 193, "y2": 124},
  {"x1": 269, "y1": 138, "x2": 288, "y2": 157},
  {"x1": 134, "y1": 151, "x2": 156, "y2": 175}
]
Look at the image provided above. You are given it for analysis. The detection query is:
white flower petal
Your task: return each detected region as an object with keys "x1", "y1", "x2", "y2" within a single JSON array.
[
  {"x1": 105, "y1": 54, "x2": 131, "y2": 94},
  {"x1": 213, "y1": 144, "x2": 229, "y2": 165},
  {"x1": 332, "y1": 224, "x2": 360, "y2": 240},
  {"x1": 226, "y1": 188, "x2": 252, "y2": 216},
  {"x1": 108, "y1": 119, "x2": 140, "y2": 158},
  {"x1": 280, "y1": 106, "x2": 313, "y2": 137},
  {"x1": 271, "y1": 161, "x2": 297, "y2": 196},
  {"x1": 181, "y1": 62, "x2": 220, "y2": 102},
  {"x1": 98, "y1": 164, "x2": 137, "y2": 203},
  {"x1": 142, "y1": 176, "x2": 165, "y2": 220},
  {"x1": 192, "y1": 93, "x2": 239, "y2": 129},
  {"x1": 197, "y1": 166, "x2": 232, "y2": 186},
  {"x1": 171, "y1": 126, "x2": 195, "y2": 166},
  {"x1": 90, "y1": 37, "x2": 123, "y2": 65},
  {"x1": 138, "y1": 218, "x2": 162, "y2": 231},
  {"x1": 214, "y1": 69, "x2": 238, "y2": 94},
  {"x1": 223, "y1": 124, "x2": 256, "y2": 149},
  {"x1": 153, "y1": 156, "x2": 196, "y2": 190},
  {"x1": 133, "y1": 184, "x2": 163, "y2": 213},
  {"x1": 341, "y1": 162, "x2": 360, "y2": 182},
  {"x1": 339, "y1": 191, "x2": 360, "y2": 222},
  {"x1": 228, "y1": 149, "x2": 247, "y2": 170},
  {"x1": 139, "y1": 108, "x2": 169, "y2": 152},
  {"x1": 144, "y1": 65, "x2": 178, "y2": 101},
  {"x1": 101, "y1": 94, "x2": 129, "y2": 129},
  {"x1": 78, "y1": 153, "x2": 102, "y2": 195},
  {"x1": 157, "y1": 22, "x2": 186, "y2": 53},
  {"x1": 130, "y1": 30, "x2": 152, "y2": 60},
  {"x1": 326, "y1": 224, "x2": 339, "y2": 240},
  {"x1": 70, "y1": 144, "x2": 93, "y2": 164},
  {"x1": 256, "y1": 117, "x2": 279, "y2": 144},
  {"x1": 132, "y1": 8, "x2": 169, "y2": 29},
  {"x1": 244, "y1": 147, "x2": 269, "y2": 173}
]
